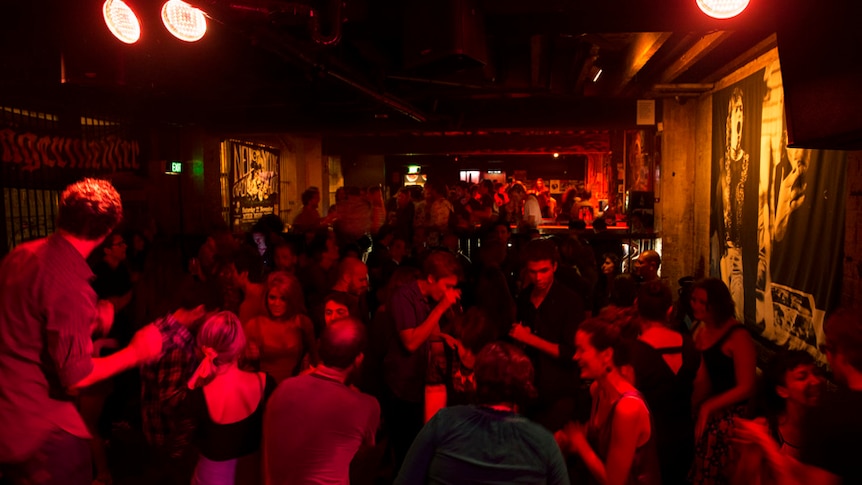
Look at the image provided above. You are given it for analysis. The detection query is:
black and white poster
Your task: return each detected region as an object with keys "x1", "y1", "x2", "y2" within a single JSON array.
[
  {"x1": 228, "y1": 141, "x2": 279, "y2": 232},
  {"x1": 710, "y1": 70, "x2": 765, "y2": 328},
  {"x1": 710, "y1": 62, "x2": 847, "y2": 359}
]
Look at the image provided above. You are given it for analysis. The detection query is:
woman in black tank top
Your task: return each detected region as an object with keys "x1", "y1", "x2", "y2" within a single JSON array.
[{"x1": 689, "y1": 278, "x2": 757, "y2": 485}]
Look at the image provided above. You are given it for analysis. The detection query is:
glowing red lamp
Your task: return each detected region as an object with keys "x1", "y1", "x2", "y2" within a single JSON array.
[
  {"x1": 696, "y1": 0, "x2": 750, "y2": 19},
  {"x1": 161, "y1": 0, "x2": 207, "y2": 42},
  {"x1": 103, "y1": 0, "x2": 141, "y2": 44}
]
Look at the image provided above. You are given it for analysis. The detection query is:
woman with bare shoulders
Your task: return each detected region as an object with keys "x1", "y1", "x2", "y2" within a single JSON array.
[
  {"x1": 187, "y1": 311, "x2": 277, "y2": 485},
  {"x1": 557, "y1": 318, "x2": 661, "y2": 485},
  {"x1": 244, "y1": 275, "x2": 317, "y2": 383},
  {"x1": 689, "y1": 278, "x2": 756, "y2": 484}
]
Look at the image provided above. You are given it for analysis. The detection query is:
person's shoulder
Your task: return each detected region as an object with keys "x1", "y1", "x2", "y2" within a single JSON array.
[
  {"x1": 269, "y1": 374, "x2": 311, "y2": 399},
  {"x1": 391, "y1": 279, "x2": 420, "y2": 300},
  {"x1": 616, "y1": 392, "x2": 650, "y2": 416},
  {"x1": 549, "y1": 280, "x2": 583, "y2": 304}
]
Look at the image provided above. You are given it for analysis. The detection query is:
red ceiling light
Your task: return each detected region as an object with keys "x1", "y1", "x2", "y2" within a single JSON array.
[
  {"x1": 696, "y1": 0, "x2": 750, "y2": 19},
  {"x1": 103, "y1": 0, "x2": 141, "y2": 44},
  {"x1": 161, "y1": 0, "x2": 207, "y2": 42}
]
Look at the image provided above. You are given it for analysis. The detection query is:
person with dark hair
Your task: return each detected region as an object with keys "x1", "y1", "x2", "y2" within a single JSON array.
[
  {"x1": 185, "y1": 311, "x2": 276, "y2": 485},
  {"x1": 504, "y1": 183, "x2": 541, "y2": 229},
  {"x1": 474, "y1": 237, "x2": 517, "y2": 338},
  {"x1": 329, "y1": 256, "x2": 371, "y2": 325},
  {"x1": 423, "y1": 179, "x2": 454, "y2": 234},
  {"x1": 556, "y1": 317, "x2": 661, "y2": 485},
  {"x1": 689, "y1": 277, "x2": 756, "y2": 485},
  {"x1": 594, "y1": 252, "x2": 621, "y2": 313},
  {"x1": 272, "y1": 237, "x2": 300, "y2": 275},
  {"x1": 292, "y1": 187, "x2": 323, "y2": 234},
  {"x1": 469, "y1": 179, "x2": 496, "y2": 224},
  {"x1": 264, "y1": 318, "x2": 380, "y2": 485},
  {"x1": 391, "y1": 187, "x2": 415, "y2": 243},
  {"x1": 598, "y1": 273, "x2": 641, "y2": 340},
  {"x1": 731, "y1": 350, "x2": 823, "y2": 485},
  {"x1": 0, "y1": 179, "x2": 162, "y2": 485},
  {"x1": 222, "y1": 245, "x2": 267, "y2": 324},
  {"x1": 396, "y1": 342, "x2": 569, "y2": 484},
  {"x1": 424, "y1": 307, "x2": 498, "y2": 422},
  {"x1": 629, "y1": 281, "x2": 700, "y2": 484},
  {"x1": 322, "y1": 291, "x2": 352, "y2": 328},
  {"x1": 732, "y1": 308, "x2": 862, "y2": 485},
  {"x1": 298, "y1": 228, "x2": 340, "y2": 313},
  {"x1": 333, "y1": 186, "x2": 373, "y2": 247},
  {"x1": 510, "y1": 238, "x2": 586, "y2": 430},
  {"x1": 383, "y1": 250, "x2": 462, "y2": 472},
  {"x1": 138, "y1": 279, "x2": 223, "y2": 485}
]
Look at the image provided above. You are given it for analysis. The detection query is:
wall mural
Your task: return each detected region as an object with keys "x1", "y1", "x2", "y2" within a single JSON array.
[
  {"x1": 228, "y1": 140, "x2": 279, "y2": 232},
  {"x1": 710, "y1": 62, "x2": 847, "y2": 359}
]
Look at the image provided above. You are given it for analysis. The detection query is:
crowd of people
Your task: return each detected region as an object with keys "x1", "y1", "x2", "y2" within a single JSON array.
[{"x1": 1, "y1": 177, "x2": 861, "y2": 485}]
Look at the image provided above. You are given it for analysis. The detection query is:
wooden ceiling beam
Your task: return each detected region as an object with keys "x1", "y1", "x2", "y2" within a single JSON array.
[
  {"x1": 658, "y1": 30, "x2": 735, "y2": 83},
  {"x1": 611, "y1": 32, "x2": 673, "y2": 96}
]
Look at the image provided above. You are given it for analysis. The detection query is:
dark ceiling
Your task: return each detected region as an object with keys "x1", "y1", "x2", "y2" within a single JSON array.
[{"x1": 1, "y1": 0, "x2": 780, "y2": 135}]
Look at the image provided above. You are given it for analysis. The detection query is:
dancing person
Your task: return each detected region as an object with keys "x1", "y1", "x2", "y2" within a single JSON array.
[
  {"x1": 732, "y1": 309, "x2": 861, "y2": 485},
  {"x1": 187, "y1": 311, "x2": 276, "y2": 485},
  {"x1": 244, "y1": 274, "x2": 317, "y2": 383},
  {"x1": 396, "y1": 342, "x2": 569, "y2": 485},
  {"x1": 689, "y1": 278, "x2": 756, "y2": 484},
  {"x1": 731, "y1": 350, "x2": 823, "y2": 485},
  {"x1": 509, "y1": 239, "x2": 586, "y2": 430},
  {"x1": 0, "y1": 179, "x2": 161, "y2": 485},
  {"x1": 630, "y1": 281, "x2": 700, "y2": 484},
  {"x1": 557, "y1": 317, "x2": 661, "y2": 485},
  {"x1": 264, "y1": 318, "x2": 379, "y2": 485}
]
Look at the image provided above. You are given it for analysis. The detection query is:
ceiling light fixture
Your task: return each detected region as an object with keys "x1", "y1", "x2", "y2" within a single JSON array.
[
  {"x1": 695, "y1": 0, "x2": 750, "y2": 19},
  {"x1": 161, "y1": 0, "x2": 207, "y2": 42},
  {"x1": 103, "y1": 0, "x2": 141, "y2": 44},
  {"x1": 589, "y1": 66, "x2": 603, "y2": 82}
]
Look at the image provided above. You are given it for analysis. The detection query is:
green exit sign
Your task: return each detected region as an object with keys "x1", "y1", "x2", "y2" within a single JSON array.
[{"x1": 166, "y1": 161, "x2": 182, "y2": 173}]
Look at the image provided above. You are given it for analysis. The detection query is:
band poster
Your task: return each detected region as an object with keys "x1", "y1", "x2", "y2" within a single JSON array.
[
  {"x1": 709, "y1": 63, "x2": 847, "y2": 359},
  {"x1": 228, "y1": 140, "x2": 279, "y2": 232}
]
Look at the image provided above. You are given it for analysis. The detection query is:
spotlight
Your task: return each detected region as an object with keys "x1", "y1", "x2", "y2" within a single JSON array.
[
  {"x1": 553, "y1": 153, "x2": 560, "y2": 158},
  {"x1": 103, "y1": 0, "x2": 141, "y2": 44},
  {"x1": 696, "y1": 0, "x2": 750, "y2": 19},
  {"x1": 161, "y1": 0, "x2": 207, "y2": 42}
]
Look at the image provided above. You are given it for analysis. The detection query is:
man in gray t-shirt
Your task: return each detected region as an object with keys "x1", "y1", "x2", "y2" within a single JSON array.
[{"x1": 264, "y1": 318, "x2": 380, "y2": 485}]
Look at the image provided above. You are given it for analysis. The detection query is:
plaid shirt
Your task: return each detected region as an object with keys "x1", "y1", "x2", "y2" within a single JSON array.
[{"x1": 140, "y1": 314, "x2": 198, "y2": 456}]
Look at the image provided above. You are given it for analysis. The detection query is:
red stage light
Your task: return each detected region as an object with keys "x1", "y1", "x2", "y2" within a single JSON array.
[
  {"x1": 161, "y1": 0, "x2": 207, "y2": 42},
  {"x1": 695, "y1": 0, "x2": 750, "y2": 19},
  {"x1": 103, "y1": 0, "x2": 141, "y2": 44}
]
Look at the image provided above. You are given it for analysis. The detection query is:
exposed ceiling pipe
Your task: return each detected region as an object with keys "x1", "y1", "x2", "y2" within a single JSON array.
[
  {"x1": 192, "y1": 1, "x2": 427, "y2": 122},
  {"x1": 224, "y1": 0, "x2": 343, "y2": 46}
]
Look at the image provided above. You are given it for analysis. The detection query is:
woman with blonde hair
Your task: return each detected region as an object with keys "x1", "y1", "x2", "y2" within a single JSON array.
[
  {"x1": 187, "y1": 311, "x2": 277, "y2": 485},
  {"x1": 245, "y1": 273, "x2": 317, "y2": 382}
]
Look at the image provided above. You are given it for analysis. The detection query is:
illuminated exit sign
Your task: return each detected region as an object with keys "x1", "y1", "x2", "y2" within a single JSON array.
[{"x1": 166, "y1": 160, "x2": 183, "y2": 174}]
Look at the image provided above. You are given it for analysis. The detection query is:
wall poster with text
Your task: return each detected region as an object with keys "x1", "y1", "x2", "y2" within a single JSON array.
[
  {"x1": 228, "y1": 140, "x2": 280, "y2": 232},
  {"x1": 709, "y1": 62, "x2": 847, "y2": 360}
]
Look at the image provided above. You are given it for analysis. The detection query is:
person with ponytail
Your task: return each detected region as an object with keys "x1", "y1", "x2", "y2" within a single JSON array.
[
  {"x1": 186, "y1": 311, "x2": 276, "y2": 485},
  {"x1": 556, "y1": 317, "x2": 661, "y2": 485}
]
